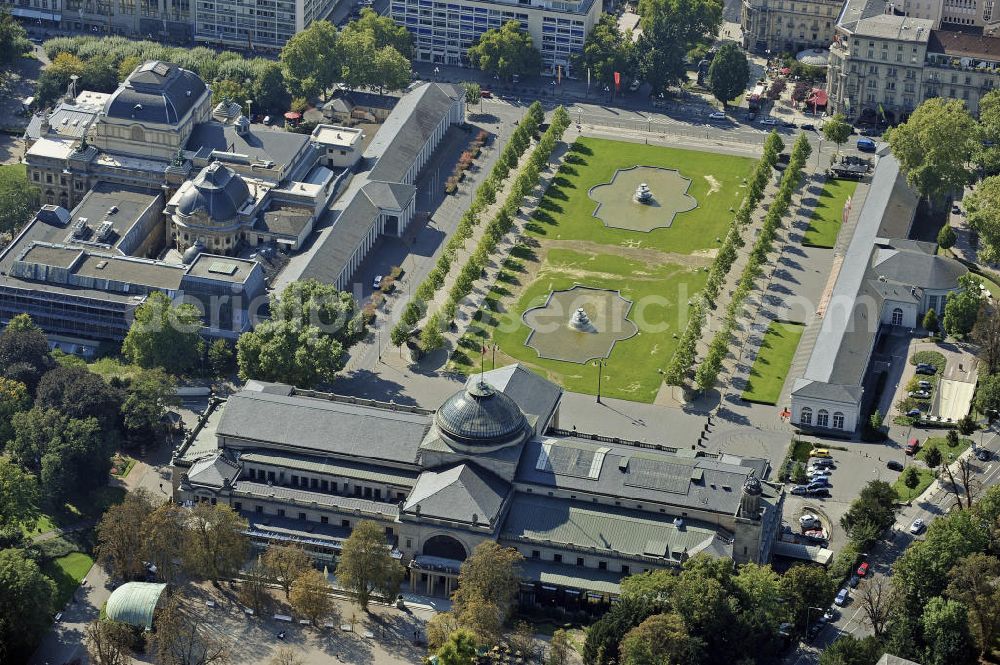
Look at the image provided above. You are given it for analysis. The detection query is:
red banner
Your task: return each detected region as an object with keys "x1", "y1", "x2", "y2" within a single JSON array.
[{"x1": 614, "y1": 71, "x2": 621, "y2": 90}]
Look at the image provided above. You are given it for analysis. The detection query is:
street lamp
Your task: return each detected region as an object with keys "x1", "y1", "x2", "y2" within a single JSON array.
[
  {"x1": 434, "y1": 66, "x2": 440, "y2": 81},
  {"x1": 594, "y1": 358, "x2": 607, "y2": 403},
  {"x1": 550, "y1": 80, "x2": 556, "y2": 96},
  {"x1": 245, "y1": 99, "x2": 252, "y2": 120},
  {"x1": 805, "y1": 605, "x2": 825, "y2": 638}
]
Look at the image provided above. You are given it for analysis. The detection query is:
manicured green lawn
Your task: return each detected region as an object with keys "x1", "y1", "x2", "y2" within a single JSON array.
[
  {"x1": 42, "y1": 552, "x2": 94, "y2": 609},
  {"x1": 21, "y1": 486, "x2": 126, "y2": 538},
  {"x1": 893, "y1": 467, "x2": 935, "y2": 502},
  {"x1": 741, "y1": 322, "x2": 805, "y2": 404},
  {"x1": 453, "y1": 138, "x2": 754, "y2": 402},
  {"x1": 455, "y1": 248, "x2": 707, "y2": 402},
  {"x1": 916, "y1": 436, "x2": 972, "y2": 463},
  {"x1": 802, "y1": 179, "x2": 857, "y2": 248},
  {"x1": 525, "y1": 138, "x2": 755, "y2": 254}
]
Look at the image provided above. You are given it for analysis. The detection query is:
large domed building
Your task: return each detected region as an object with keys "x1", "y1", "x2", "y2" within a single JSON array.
[
  {"x1": 173, "y1": 365, "x2": 785, "y2": 609},
  {"x1": 167, "y1": 162, "x2": 254, "y2": 256}
]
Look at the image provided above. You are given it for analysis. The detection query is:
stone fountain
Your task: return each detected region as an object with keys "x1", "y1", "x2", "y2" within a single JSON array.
[
  {"x1": 634, "y1": 182, "x2": 653, "y2": 204},
  {"x1": 568, "y1": 307, "x2": 595, "y2": 332}
]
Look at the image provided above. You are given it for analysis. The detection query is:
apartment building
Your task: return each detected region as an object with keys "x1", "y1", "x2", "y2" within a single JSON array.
[
  {"x1": 192, "y1": 0, "x2": 340, "y2": 50},
  {"x1": 3, "y1": 0, "x2": 193, "y2": 40},
  {"x1": 827, "y1": 0, "x2": 1000, "y2": 121},
  {"x1": 390, "y1": 0, "x2": 601, "y2": 76},
  {"x1": 741, "y1": 0, "x2": 844, "y2": 54}
]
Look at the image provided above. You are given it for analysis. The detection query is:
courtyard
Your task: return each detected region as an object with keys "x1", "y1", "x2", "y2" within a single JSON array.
[{"x1": 452, "y1": 137, "x2": 754, "y2": 402}]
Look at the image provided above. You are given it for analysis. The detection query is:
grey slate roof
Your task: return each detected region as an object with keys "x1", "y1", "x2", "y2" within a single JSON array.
[
  {"x1": 366, "y1": 82, "x2": 462, "y2": 183},
  {"x1": 501, "y1": 494, "x2": 732, "y2": 561},
  {"x1": 187, "y1": 453, "x2": 240, "y2": 488},
  {"x1": 791, "y1": 380, "x2": 865, "y2": 403},
  {"x1": 515, "y1": 435, "x2": 780, "y2": 516},
  {"x1": 362, "y1": 181, "x2": 416, "y2": 210},
  {"x1": 298, "y1": 188, "x2": 380, "y2": 285},
  {"x1": 239, "y1": 451, "x2": 419, "y2": 486},
  {"x1": 516, "y1": 559, "x2": 624, "y2": 595},
  {"x1": 873, "y1": 249, "x2": 967, "y2": 291},
  {"x1": 477, "y1": 364, "x2": 563, "y2": 435},
  {"x1": 216, "y1": 388, "x2": 431, "y2": 465},
  {"x1": 185, "y1": 121, "x2": 309, "y2": 171},
  {"x1": 105, "y1": 61, "x2": 206, "y2": 125},
  {"x1": 403, "y1": 463, "x2": 510, "y2": 525},
  {"x1": 25, "y1": 103, "x2": 100, "y2": 141},
  {"x1": 235, "y1": 480, "x2": 401, "y2": 518}
]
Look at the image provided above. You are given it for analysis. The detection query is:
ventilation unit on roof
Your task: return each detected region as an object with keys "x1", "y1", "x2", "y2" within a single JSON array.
[
  {"x1": 72, "y1": 218, "x2": 89, "y2": 238},
  {"x1": 96, "y1": 221, "x2": 114, "y2": 243},
  {"x1": 95, "y1": 260, "x2": 108, "y2": 270}
]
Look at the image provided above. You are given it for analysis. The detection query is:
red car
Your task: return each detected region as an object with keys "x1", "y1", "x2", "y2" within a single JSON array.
[
  {"x1": 857, "y1": 562, "x2": 870, "y2": 577},
  {"x1": 480, "y1": 90, "x2": 493, "y2": 98},
  {"x1": 905, "y1": 438, "x2": 920, "y2": 456}
]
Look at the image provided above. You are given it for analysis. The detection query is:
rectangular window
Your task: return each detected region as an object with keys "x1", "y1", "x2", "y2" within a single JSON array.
[
  {"x1": 342, "y1": 519, "x2": 350, "y2": 528},
  {"x1": 554, "y1": 554, "x2": 562, "y2": 563},
  {"x1": 531, "y1": 550, "x2": 540, "y2": 559},
  {"x1": 321, "y1": 515, "x2": 328, "y2": 524},
  {"x1": 291, "y1": 475, "x2": 298, "y2": 486},
  {"x1": 621, "y1": 565, "x2": 630, "y2": 575},
  {"x1": 598, "y1": 561, "x2": 607, "y2": 570},
  {"x1": 321, "y1": 480, "x2": 329, "y2": 492},
  {"x1": 298, "y1": 512, "x2": 306, "y2": 520},
  {"x1": 406, "y1": 538, "x2": 412, "y2": 549},
  {"x1": 234, "y1": 502, "x2": 242, "y2": 511},
  {"x1": 267, "y1": 471, "x2": 275, "y2": 482},
  {"x1": 255, "y1": 505, "x2": 263, "y2": 513},
  {"x1": 576, "y1": 557, "x2": 584, "y2": 566},
  {"x1": 277, "y1": 509, "x2": 285, "y2": 517}
]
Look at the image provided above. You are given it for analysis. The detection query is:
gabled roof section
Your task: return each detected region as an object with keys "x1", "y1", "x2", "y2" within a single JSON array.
[
  {"x1": 187, "y1": 452, "x2": 240, "y2": 488},
  {"x1": 403, "y1": 463, "x2": 510, "y2": 525},
  {"x1": 366, "y1": 82, "x2": 462, "y2": 183}
]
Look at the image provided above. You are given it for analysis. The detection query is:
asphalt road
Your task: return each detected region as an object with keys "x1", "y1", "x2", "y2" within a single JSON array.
[{"x1": 786, "y1": 426, "x2": 1000, "y2": 665}]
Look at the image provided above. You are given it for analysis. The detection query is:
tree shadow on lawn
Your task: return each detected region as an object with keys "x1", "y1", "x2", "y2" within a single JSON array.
[
  {"x1": 569, "y1": 142, "x2": 594, "y2": 156},
  {"x1": 538, "y1": 197, "x2": 563, "y2": 213}
]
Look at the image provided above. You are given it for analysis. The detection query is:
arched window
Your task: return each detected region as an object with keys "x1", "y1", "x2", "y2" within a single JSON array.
[
  {"x1": 817, "y1": 409, "x2": 830, "y2": 427},
  {"x1": 832, "y1": 412, "x2": 845, "y2": 429},
  {"x1": 800, "y1": 407, "x2": 813, "y2": 425},
  {"x1": 891, "y1": 307, "x2": 904, "y2": 326},
  {"x1": 130, "y1": 125, "x2": 144, "y2": 142},
  {"x1": 422, "y1": 535, "x2": 467, "y2": 561}
]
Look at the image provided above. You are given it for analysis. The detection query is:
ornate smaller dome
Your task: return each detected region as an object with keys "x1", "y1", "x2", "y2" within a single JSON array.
[
  {"x1": 743, "y1": 472, "x2": 762, "y2": 496},
  {"x1": 174, "y1": 162, "x2": 250, "y2": 227},
  {"x1": 181, "y1": 239, "x2": 205, "y2": 263},
  {"x1": 435, "y1": 380, "x2": 529, "y2": 449}
]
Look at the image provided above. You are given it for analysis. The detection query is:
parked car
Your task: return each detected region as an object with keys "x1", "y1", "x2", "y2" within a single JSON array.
[
  {"x1": 799, "y1": 514, "x2": 821, "y2": 529},
  {"x1": 977, "y1": 448, "x2": 991, "y2": 461},
  {"x1": 791, "y1": 485, "x2": 809, "y2": 495},
  {"x1": 372, "y1": 275, "x2": 383, "y2": 290},
  {"x1": 952, "y1": 204, "x2": 962, "y2": 214},
  {"x1": 760, "y1": 118, "x2": 780, "y2": 126},
  {"x1": 629, "y1": 79, "x2": 641, "y2": 91},
  {"x1": 824, "y1": 607, "x2": 839, "y2": 622},
  {"x1": 263, "y1": 115, "x2": 274, "y2": 125},
  {"x1": 918, "y1": 380, "x2": 932, "y2": 390},
  {"x1": 857, "y1": 562, "x2": 870, "y2": 577},
  {"x1": 810, "y1": 457, "x2": 835, "y2": 468},
  {"x1": 782, "y1": 120, "x2": 797, "y2": 128},
  {"x1": 747, "y1": 111, "x2": 757, "y2": 121},
  {"x1": 801, "y1": 123, "x2": 816, "y2": 131},
  {"x1": 808, "y1": 469, "x2": 832, "y2": 480},
  {"x1": 480, "y1": 90, "x2": 493, "y2": 98},
  {"x1": 708, "y1": 111, "x2": 727, "y2": 120},
  {"x1": 807, "y1": 487, "x2": 831, "y2": 497},
  {"x1": 835, "y1": 588, "x2": 849, "y2": 606},
  {"x1": 916, "y1": 363, "x2": 938, "y2": 375},
  {"x1": 909, "y1": 390, "x2": 931, "y2": 399},
  {"x1": 906, "y1": 408, "x2": 923, "y2": 418},
  {"x1": 811, "y1": 448, "x2": 832, "y2": 458},
  {"x1": 857, "y1": 137, "x2": 877, "y2": 152},
  {"x1": 887, "y1": 460, "x2": 904, "y2": 471},
  {"x1": 848, "y1": 574, "x2": 861, "y2": 588},
  {"x1": 807, "y1": 479, "x2": 831, "y2": 490},
  {"x1": 905, "y1": 438, "x2": 920, "y2": 456},
  {"x1": 909, "y1": 518, "x2": 926, "y2": 534}
]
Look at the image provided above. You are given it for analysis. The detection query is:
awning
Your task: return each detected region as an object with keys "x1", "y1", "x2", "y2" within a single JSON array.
[
  {"x1": 284, "y1": 111, "x2": 302, "y2": 120},
  {"x1": 806, "y1": 88, "x2": 829, "y2": 106},
  {"x1": 10, "y1": 7, "x2": 60, "y2": 21},
  {"x1": 773, "y1": 540, "x2": 833, "y2": 564}
]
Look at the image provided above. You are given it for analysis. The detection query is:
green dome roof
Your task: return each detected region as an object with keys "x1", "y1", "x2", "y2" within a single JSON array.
[{"x1": 106, "y1": 582, "x2": 168, "y2": 630}]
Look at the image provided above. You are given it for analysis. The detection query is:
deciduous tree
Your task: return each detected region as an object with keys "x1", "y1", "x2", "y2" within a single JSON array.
[
  {"x1": 636, "y1": 0, "x2": 722, "y2": 92},
  {"x1": 436, "y1": 629, "x2": 478, "y2": 665},
  {"x1": 96, "y1": 488, "x2": 157, "y2": 581},
  {"x1": 279, "y1": 20, "x2": 340, "y2": 100},
  {"x1": 857, "y1": 575, "x2": 895, "y2": 637},
  {"x1": 921, "y1": 596, "x2": 976, "y2": 665},
  {"x1": 36, "y1": 364, "x2": 123, "y2": 430},
  {"x1": 453, "y1": 542, "x2": 523, "y2": 642},
  {"x1": 0, "y1": 163, "x2": 39, "y2": 238},
  {"x1": 548, "y1": 629, "x2": 570, "y2": 665},
  {"x1": 818, "y1": 635, "x2": 883, "y2": 665},
  {"x1": 619, "y1": 612, "x2": 702, "y2": 665},
  {"x1": 944, "y1": 274, "x2": 983, "y2": 337},
  {"x1": 575, "y1": 13, "x2": 633, "y2": 85},
  {"x1": 822, "y1": 113, "x2": 853, "y2": 154},
  {"x1": 143, "y1": 502, "x2": 188, "y2": 584},
  {"x1": 236, "y1": 319, "x2": 344, "y2": 388},
  {"x1": 336, "y1": 520, "x2": 404, "y2": 610},
  {"x1": 780, "y1": 564, "x2": 836, "y2": 631},
  {"x1": 184, "y1": 503, "x2": 249, "y2": 582},
  {"x1": 289, "y1": 568, "x2": 334, "y2": 625},
  {"x1": 938, "y1": 224, "x2": 957, "y2": 250},
  {"x1": 947, "y1": 552, "x2": 1000, "y2": 657},
  {"x1": 886, "y1": 97, "x2": 976, "y2": 207},
  {"x1": 153, "y1": 596, "x2": 230, "y2": 665},
  {"x1": 467, "y1": 21, "x2": 542, "y2": 81},
  {"x1": 0, "y1": 314, "x2": 53, "y2": 393},
  {"x1": 923, "y1": 308, "x2": 939, "y2": 335},
  {"x1": 262, "y1": 544, "x2": 312, "y2": 599},
  {"x1": 85, "y1": 619, "x2": 135, "y2": 665},
  {"x1": 974, "y1": 303, "x2": 1000, "y2": 375},
  {"x1": 123, "y1": 292, "x2": 205, "y2": 374},
  {"x1": 708, "y1": 42, "x2": 749, "y2": 109},
  {"x1": 0, "y1": 9, "x2": 29, "y2": 66},
  {"x1": 121, "y1": 367, "x2": 179, "y2": 438},
  {"x1": 0, "y1": 458, "x2": 39, "y2": 530},
  {"x1": 0, "y1": 548, "x2": 57, "y2": 659}
]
